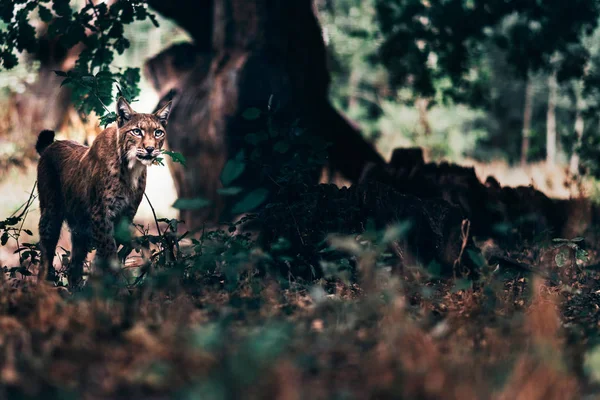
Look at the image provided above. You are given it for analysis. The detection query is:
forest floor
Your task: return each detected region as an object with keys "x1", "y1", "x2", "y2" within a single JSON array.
[
  {"x1": 1, "y1": 160, "x2": 600, "y2": 399},
  {"x1": 2, "y1": 244, "x2": 600, "y2": 399}
]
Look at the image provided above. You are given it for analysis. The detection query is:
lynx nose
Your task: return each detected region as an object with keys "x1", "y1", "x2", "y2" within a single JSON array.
[{"x1": 145, "y1": 146, "x2": 155, "y2": 154}]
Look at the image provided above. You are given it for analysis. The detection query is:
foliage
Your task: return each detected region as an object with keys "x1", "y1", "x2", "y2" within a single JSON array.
[
  {"x1": 552, "y1": 237, "x2": 589, "y2": 269},
  {"x1": 0, "y1": 0, "x2": 158, "y2": 120},
  {"x1": 373, "y1": 0, "x2": 599, "y2": 101},
  {"x1": 0, "y1": 182, "x2": 39, "y2": 278},
  {"x1": 318, "y1": 1, "x2": 600, "y2": 167},
  {"x1": 3, "y1": 199, "x2": 600, "y2": 397}
]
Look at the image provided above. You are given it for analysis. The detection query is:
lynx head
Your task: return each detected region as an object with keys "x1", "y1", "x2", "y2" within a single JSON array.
[{"x1": 116, "y1": 97, "x2": 172, "y2": 167}]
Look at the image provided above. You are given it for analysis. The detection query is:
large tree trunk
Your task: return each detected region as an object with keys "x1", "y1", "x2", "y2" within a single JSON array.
[
  {"x1": 12, "y1": 36, "x2": 80, "y2": 158},
  {"x1": 520, "y1": 78, "x2": 533, "y2": 167},
  {"x1": 546, "y1": 71, "x2": 558, "y2": 166},
  {"x1": 146, "y1": 0, "x2": 384, "y2": 229}
]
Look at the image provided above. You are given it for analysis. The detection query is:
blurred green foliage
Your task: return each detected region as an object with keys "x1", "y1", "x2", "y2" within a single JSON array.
[{"x1": 317, "y1": 0, "x2": 600, "y2": 168}]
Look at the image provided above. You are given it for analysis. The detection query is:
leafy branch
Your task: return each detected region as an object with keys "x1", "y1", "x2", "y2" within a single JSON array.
[{"x1": 0, "y1": 0, "x2": 157, "y2": 120}]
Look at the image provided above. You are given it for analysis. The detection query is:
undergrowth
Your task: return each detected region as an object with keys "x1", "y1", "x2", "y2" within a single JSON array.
[{"x1": 1, "y1": 107, "x2": 600, "y2": 399}]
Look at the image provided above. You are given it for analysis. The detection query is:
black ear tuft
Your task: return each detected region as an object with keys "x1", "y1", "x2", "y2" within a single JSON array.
[
  {"x1": 35, "y1": 129, "x2": 55, "y2": 155},
  {"x1": 154, "y1": 101, "x2": 172, "y2": 126},
  {"x1": 116, "y1": 97, "x2": 135, "y2": 127}
]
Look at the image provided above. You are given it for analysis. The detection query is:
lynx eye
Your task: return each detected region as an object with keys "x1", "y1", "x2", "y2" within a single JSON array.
[
  {"x1": 154, "y1": 129, "x2": 165, "y2": 138},
  {"x1": 130, "y1": 128, "x2": 143, "y2": 137}
]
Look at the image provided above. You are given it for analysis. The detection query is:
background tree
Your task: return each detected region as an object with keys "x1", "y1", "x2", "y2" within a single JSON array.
[{"x1": 372, "y1": 0, "x2": 599, "y2": 165}]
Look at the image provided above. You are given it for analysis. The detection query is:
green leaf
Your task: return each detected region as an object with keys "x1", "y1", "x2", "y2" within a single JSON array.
[
  {"x1": 172, "y1": 197, "x2": 211, "y2": 210},
  {"x1": 452, "y1": 278, "x2": 473, "y2": 293},
  {"x1": 576, "y1": 248, "x2": 589, "y2": 262},
  {"x1": 114, "y1": 37, "x2": 130, "y2": 55},
  {"x1": 235, "y1": 150, "x2": 245, "y2": 161},
  {"x1": 148, "y1": 13, "x2": 159, "y2": 27},
  {"x1": 273, "y1": 140, "x2": 290, "y2": 154},
  {"x1": 119, "y1": 3, "x2": 134, "y2": 24},
  {"x1": 38, "y1": 6, "x2": 53, "y2": 22},
  {"x1": 1, "y1": 231, "x2": 8, "y2": 246},
  {"x1": 162, "y1": 150, "x2": 186, "y2": 167},
  {"x1": 231, "y1": 188, "x2": 269, "y2": 214},
  {"x1": 0, "y1": 2, "x2": 14, "y2": 23},
  {"x1": 467, "y1": 248, "x2": 488, "y2": 269},
  {"x1": 1, "y1": 52, "x2": 18, "y2": 69},
  {"x1": 54, "y1": 70, "x2": 68, "y2": 77},
  {"x1": 381, "y1": 220, "x2": 412, "y2": 245},
  {"x1": 153, "y1": 157, "x2": 165, "y2": 166},
  {"x1": 59, "y1": 77, "x2": 72, "y2": 87},
  {"x1": 217, "y1": 187, "x2": 243, "y2": 196},
  {"x1": 24, "y1": 229, "x2": 32, "y2": 236},
  {"x1": 114, "y1": 218, "x2": 132, "y2": 244},
  {"x1": 427, "y1": 261, "x2": 442, "y2": 278},
  {"x1": 221, "y1": 160, "x2": 246, "y2": 186},
  {"x1": 242, "y1": 108, "x2": 261, "y2": 120},
  {"x1": 52, "y1": 0, "x2": 72, "y2": 17},
  {"x1": 555, "y1": 248, "x2": 569, "y2": 268},
  {"x1": 99, "y1": 112, "x2": 117, "y2": 127},
  {"x1": 244, "y1": 132, "x2": 267, "y2": 146}
]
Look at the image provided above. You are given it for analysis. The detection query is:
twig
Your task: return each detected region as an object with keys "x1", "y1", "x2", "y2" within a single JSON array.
[
  {"x1": 150, "y1": 231, "x2": 189, "y2": 261},
  {"x1": 453, "y1": 219, "x2": 470, "y2": 278},
  {"x1": 144, "y1": 192, "x2": 162, "y2": 237},
  {"x1": 11, "y1": 181, "x2": 37, "y2": 219},
  {"x1": 13, "y1": 181, "x2": 38, "y2": 266},
  {"x1": 143, "y1": 192, "x2": 176, "y2": 262}
]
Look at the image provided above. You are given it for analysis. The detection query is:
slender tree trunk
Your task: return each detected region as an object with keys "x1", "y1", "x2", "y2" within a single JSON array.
[
  {"x1": 520, "y1": 78, "x2": 533, "y2": 167},
  {"x1": 416, "y1": 98, "x2": 432, "y2": 137},
  {"x1": 416, "y1": 97, "x2": 431, "y2": 160},
  {"x1": 546, "y1": 71, "x2": 558, "y2": 166},
  {"x1": 347, "y1": 67, "x2": 361, "y2": 114},
  {"x1": 569, "y1": 82, "x2": 585, "y2": 176}
]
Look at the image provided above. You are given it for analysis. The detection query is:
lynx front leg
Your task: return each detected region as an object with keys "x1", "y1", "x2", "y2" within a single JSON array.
[
  {"x1": 91, "y1": 211, "x2": 119, "y2": 275},
  {"x1": 38, "y1": 208, "x2": 63, "y2": 283},
  {"x1": 68, "y1": 229, "x2": 91, "y2": 288}
]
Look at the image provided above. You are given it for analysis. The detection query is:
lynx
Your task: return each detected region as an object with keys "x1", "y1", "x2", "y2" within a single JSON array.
[{"x1": 36, "y1": 97, "x2": 172, "y2": 286}]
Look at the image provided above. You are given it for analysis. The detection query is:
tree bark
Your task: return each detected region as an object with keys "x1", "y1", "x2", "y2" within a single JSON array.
[
  {"x1": 347, "y1": 67, "x2": 361, "y2": 114},
  {"x1": 14, "y1": 36, "x2": 80, "y2": 158},
  {"x1": 520, "y1": 78, "x2": 533, "y2": 167},
  {"x1": 416, "y1": 97, "x2": 431, "y2": 160},
  {"x1": 21, "y1": 0, "x2": 108, "y2": 153},
  {"x1": 146, "y1": 0, "x2": 385, "y2": 229},
  {"x1": 546, "y1": 71, "x2": 557, "y2": 166}
]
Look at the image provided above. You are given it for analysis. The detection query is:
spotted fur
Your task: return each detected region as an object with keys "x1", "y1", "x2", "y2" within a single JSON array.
[{"x1": 36, "y1": 97, "x2": 172, "y2": 286}]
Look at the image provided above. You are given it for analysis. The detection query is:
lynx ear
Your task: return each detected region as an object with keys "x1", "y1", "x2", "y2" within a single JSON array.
[
  {"x1": 116, "y1": 97, "x2": 135, "y2": 127},
  {"x1": 154, "y1": 101, "x2": 172, "y2": 126}
]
